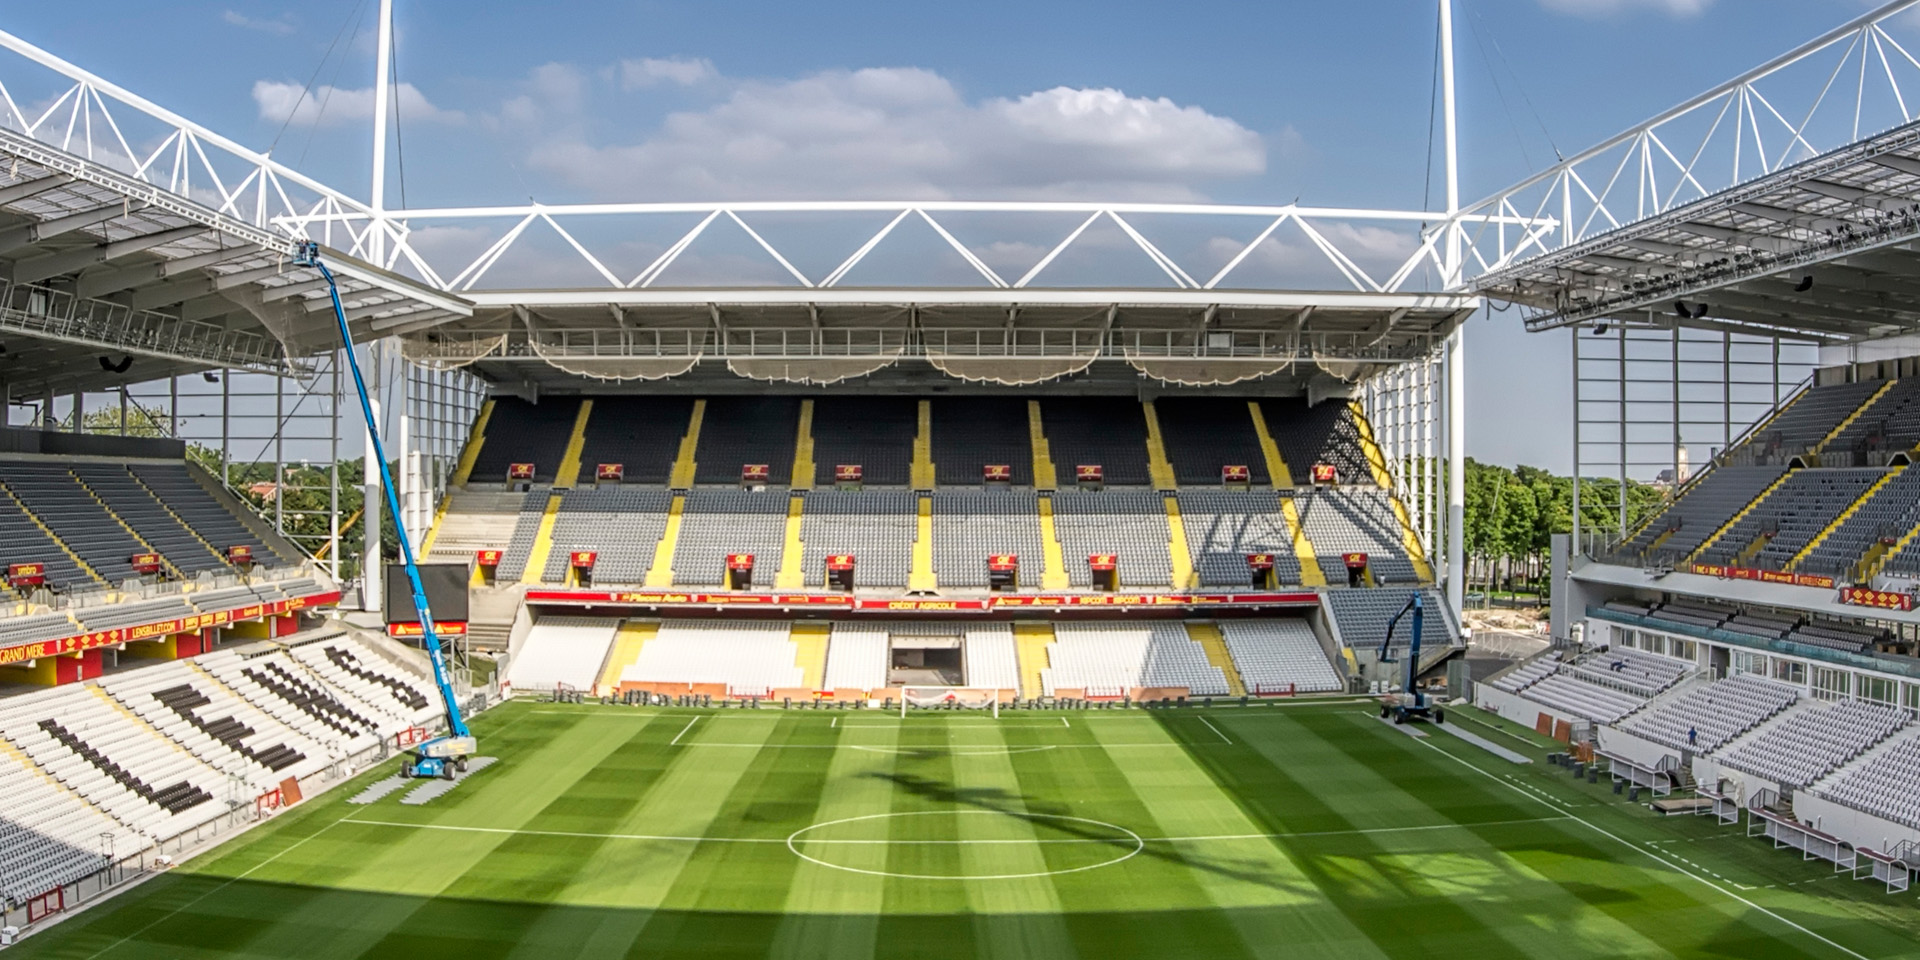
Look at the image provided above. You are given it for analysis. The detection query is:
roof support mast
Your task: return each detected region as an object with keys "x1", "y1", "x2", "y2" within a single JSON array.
[
  {"x1": 1441, "y1": 0, "x2": 1467, "y2": 630},
  {"x1": 362, "y1": 0, "x2": 395, "y2": 613}
]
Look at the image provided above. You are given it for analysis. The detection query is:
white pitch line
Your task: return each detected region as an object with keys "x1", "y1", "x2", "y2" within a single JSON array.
[
  {"x1": 669, "y1": 716, "x2": 699, "y2": 746},
  {"x1": 1198, "y1": 716, "x2": 1232, "y2": 744},
  {"x1": 1062, "y1": 716, "x2": 1071, "y2": 728},
  {"x1": 831, "y1": 716, "x2": 837, "y2": 728}
]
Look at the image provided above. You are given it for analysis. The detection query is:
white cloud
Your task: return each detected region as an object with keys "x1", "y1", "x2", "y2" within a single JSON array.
[
  {"x1": 223, "y1": 10, "x2": 295, "y2": 35},
  {"x1": 619, "y1": 57, "x2": 720, "y2": 89},
  {"x1": 1537, "y1": 0, "x2": 1712, "y2": 18},
  {"x1": 253, "y1": 80, "x2": 465, "y2": 128},
  {"x1": 517, "y1": 66, "x2": 1265, "y2": 201}
]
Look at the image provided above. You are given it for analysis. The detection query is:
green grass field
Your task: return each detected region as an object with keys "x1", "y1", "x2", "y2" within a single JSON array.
[{"x1": 15, "y1": 698, "x2": 1920, "y2": 959}]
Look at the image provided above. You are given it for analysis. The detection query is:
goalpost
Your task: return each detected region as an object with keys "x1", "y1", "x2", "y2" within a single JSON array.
[{"x1": 900, "y1": 686, "x2": 1000, "y2": 718}]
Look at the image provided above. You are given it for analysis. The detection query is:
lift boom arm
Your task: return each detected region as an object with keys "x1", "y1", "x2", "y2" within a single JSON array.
[{"x1": 1375, "y1": 593, "x2": 1424, "y2": 708}]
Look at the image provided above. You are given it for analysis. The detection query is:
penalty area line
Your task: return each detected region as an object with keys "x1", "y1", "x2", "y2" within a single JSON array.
[
  {"x1": 669, "y1": 716, "x2": 699, "y2": 746},
  {"x1": 1198, "y1": 717, "x2": 1232, "y2": 744}
]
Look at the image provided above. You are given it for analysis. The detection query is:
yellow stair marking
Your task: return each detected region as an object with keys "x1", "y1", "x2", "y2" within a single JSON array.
[
  {"x1": 1013, "y1": 622, "x2": 1054, "y2": 701},
  {"x1": 1348, "y1": 401, "x2": 1434, "y2": 581},
  {"x1": 1789, "y1": 465, "x2": 1903, "y2": 570},
  {"x1": 448, "y1": 398, "x2": 495, "y2": 487},
  {"x1": 792, "y1": 622, "x2": 831, "y2": 691},
  {"x1": 1281, "y1": 494, "x2": 1328, "y2": 587},
  {"x1": 1036, "y1": 496, "x2": 1070, "y2": 590},
  {"x1": 1141, "y1": 400, "x2": 1179, "y2": 491},
  {"x1": 90, "y1": 687, "x2": 194, "y2": 760},
  {"x1": 519, "y1": 492, "x2": 566, "y2": 585},
  {"x1": 1164, "y1": 496, "x2": 1194, "y2": 589},
  {"x1": 912, "y1": 400, "x2": 936, "y2": 490},
  {"x1": 776, "y1": 495, "x2": 808, "y2": 589},
  {"x1": 909, "y1": 495, "x2": 938, "y2": 591},
  {"x1": 669, "y1": 399, "x2": 705, "y2": 489},
  {"x1": 71, "y1": 471, "x2": 185, "y2": 580},
  {"x1": 1187, "y1": 621, "x2": 1244, "y2": 697},
  {"x1": 1248, "y1": 400, "x2": 1294, "y2": 487},
  {"x1": 1858, "y1": 519, "x2": 1920, "y2": 582},
  {"x1": 1689, "y1": 468, "x2": 1796, "y2": 562},
  {"x1": 128, "y1": 472, "x2": 233, "y2": 571},
  {"x1": 552, "y1": 400, "x2": 595, "y2": 488},
  {"x1": 1812, "y1": 380, "x2": 1896, "y2": 461},
  {"x1": 1028, "y1": 400, "x2": 1058, "y2": 491},
  {"x1": 644, "y1": 495, "x2": 686, "y2": 587},
  {"x1": 420, "y1": 496, "x2": 453, "y2": 556},
  {"x1": 791, "y1": 400, "x2": 816, "y2": 490},
  {"x1": 597, "y1": 620, "x2": 658, "y2": 693},
  {"x1": 0, "y1": 483, "x2": 103, "y2": 586}
]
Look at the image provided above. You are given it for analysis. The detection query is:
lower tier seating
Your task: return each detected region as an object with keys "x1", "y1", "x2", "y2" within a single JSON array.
[
  {"x1": 1220, "y1": 619, "x2": 1341, "y2": 694},
  {"x1": 507, "y1": 617, "x2": 620, "y2": 692},
  {"x1": 620, "y1": 620, "x2": 801, "y2": 696},
  {"x1": 1042, "y1": 622, "x2": 1226, "y2": 697},
  {"x1": 962, "y1": 625, "x2": 1018, "y2": 690},
  {"x1": 1618, "y1": 674, "x2": 1798, "y2": 752},
  {"x1": 1716, "y1": 699, "x2": 1909, "y2": 788}
]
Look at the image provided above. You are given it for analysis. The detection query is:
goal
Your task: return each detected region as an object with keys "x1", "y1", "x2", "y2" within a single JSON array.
[{"x1": 900, "y1": 686, "x2": 1000, "y2": 718}]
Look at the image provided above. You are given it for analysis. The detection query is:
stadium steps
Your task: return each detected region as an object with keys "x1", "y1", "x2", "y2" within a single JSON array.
[
  {"x1": 1248, "y1": 400, "x2": 1296, "y2": 487},
  {"x1": 1027, "y1": 400, "x2": 1058, "y2": 490},
  {"x1": 127, "y1": 470, "x2": 237, "y2": 568},
  {"x1": 1013, "y1": 622, "x2": 1053, "y2": 700},
  {"x1": 1141, "y1": 401, "x2": 1180, "y2": 491},
  {"x1": 1688, "y1": 468, "x2": 1797, "y2": 562},
  {"x1": 1862, "y1": 517, "x2": 1920, "y2": 581},
  {"x1": 1789, "y1": 465, "x2": 1902, "y2": 570},
  {"x1": 597, "y1": 621, "x2": 658, "y2": 693},
  {"x1": 644, "y1": 495, "x2": 686, "y2": 587},
  {"x1": 668, "y1": 399, "x2": 705, "y2": 489},
  {"x1": 0, "y1": 482, "x2": 103, "y2": 587},
  {"x1": 1164, "y1": 496, "x2": 1195, "y2": 589},
  {"x1": 791, "y1": 400, "x2": 816, "y2": 489},
  {"x1": 1280, "y1": 496, "x2": 1329, "y2": 587},
  {"x1": 446, "y1": 398, "x2": 495, "y2": 487},
  {"x1": 1347, "y1": 402, "x2": 1434, "y2": 582},
  {"x1": 71, "y1": 472, "x2": 186, "y2": 580},
  {"x1": 552, "y1": 400, "x2": 595, "y2": 488},
  {"x1": 518, "y1": 493, "x2": 566, "y2": 586},
  {"x1": 1186, "y1": 622, "x2": 1246, "y2": 697},
  {"x1": 1812, "y1": 379, "x2": 1896, "y2": 461},
  {"x1": 775, "y1": 495, "x2": 807, "y2": 589},
  {"x1": 912, "y1": 400, "x2": 936, "y2": 490},
  {"x1": 909, "y1": 496, "x2": 937, "y2": 591},
  {"x1": 1034, "y1": 497, "x2": 1071, "y2": 590},
  {"x1": 791, "y1": 622, "x2": 830, "y2": 691},
  {"x1": 423, "y1": 491, "x2": 528, "y2": 567}
]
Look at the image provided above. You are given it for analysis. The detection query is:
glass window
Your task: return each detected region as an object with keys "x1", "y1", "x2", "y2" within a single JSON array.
[
  {"x1": 1772, "y1": 659, "x2": 1806, "y2": 686},
  {"x1": 1860, "y1": 675, "x2": 1897, "y2": 706},
  {"x1": 1810, "y1": 666, "x2": 1849, "y2": 701}
]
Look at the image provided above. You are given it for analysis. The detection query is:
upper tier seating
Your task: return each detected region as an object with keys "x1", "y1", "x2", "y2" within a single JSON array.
[
  {"x1": 693, "y1": 397, "x2": 801, "y2": 485},
  {"x1": 811, "y1": 397, "x2": 916, "y2": 487},
  {"x1": 1259, "y1": 398, "x2": 1370, "y2": 485},
  {"x1": 508, "y1": 616, "x2": 620, "y2": 692},
  {"x1": 1698, "y1": 468, "x2": 1885, "y2": 568},
  {"x1": 1176, "y1": 490, "x2": 1303, "y2": 586},
  {"x1": 491, "y1": 491, "x2": 552, "y2": 581},
  {"x1": 72, "y1": 464, "x2": 228, "y2": 576},
  {"x1": 470, "y1": 397, "x2": 582, "y2": 483},
  {"x1": 3, "y1": 463, "x2": 157, "y2": 584},
  {"x1": 540, "y1": 487, "x2": 672, "y2": 583},
  {"x1": 800, "y1": 490, "x2": 915, "y2": 588},
  {"x1": 1154, "y1": 397, "x2": 1269, "y2": 487},
  {"x1": 1824, "y1": 377, "x2": 1920, "y2": 465},
  {"x1": 1618, "y1": 674, "x2": 1798, "y2": 752},
  {"x1": 1612, "y1": 465, "x2": 1788, "y2": 561},
  {"x1": 0, "y1": 486, "x2": 93, "y2": 590},
  {"x1": 1518, "y1": 673, "x2": 1648, "y2": 723},
  {"x1": 1324, "y1": 587, "x2": 1455, "y2": 652},
  {"x1": 673, "y1": 489, "x2": 789, "y2": 586},
  {"x1": 1564, "y1": 648, "x2": 1691, "y2": 697},
  {"x1": 1786, "y1": 620, "x2": 1883, "y2": 654},
  {"x1": 1816, "y1": 731, "x2": 1920, "y2": 830},
  {"x1": 128, "y1": 463, "x2": 285, "y2": 566},
  {"x1": 1043, "y1": 622, "x2": 1226, "y2": 697},
  {"x1": 620, "y1": 619, "x2": 801, "y2": 695},
  {"x1": 574, "y1": 396, "x2": 693, "y2": 485},
  {"x1": 823, "y1": 622, "x2": 891, "y2": 691},
  {"x1": 1041, "y1": 398, "x2": 1151, "y2": 486},
  {"x1": 931, "y1": 398, "x2": 1032, "y2": 487},
  {"x1": 1049, "y1": 489, "x2": 1173, "y2": 588},
  {"x1": 1293, "y1": 488, "x2": 1418, "y2": 584},
  {"x1": 425, "y1": 490, "x2": 530, "y2": 565},
  {"x1": 963, "y1": 624, "x2": 1018, "y2": 690},
  {"x1": 1643, "y1": 600, "x2": 1735, "y2": 631},
  {"x1": 1718, "y1": 610, "x2": 1799, "y2": 642},
  {"x1": 1221, "y1": 619, "x2": 1342, "y2": 693},
  {"x1": 1795, "y1": 465, "x2": 1920, "y2": 576},
  {"x1": 1733, "y1": 379, "x2": 1883, "y2": 463},
  {"x1": 930, "y1": 490, "x2": 1044, "y2": 588},
  {"x1": 1717, "y1": 699, "x2": 1909, "y2": 788}
]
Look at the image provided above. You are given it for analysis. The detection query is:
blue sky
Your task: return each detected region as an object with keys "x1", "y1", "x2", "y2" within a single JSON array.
[{"x1": 0, "y1": 0, "x2": 1904, "y2": 471}]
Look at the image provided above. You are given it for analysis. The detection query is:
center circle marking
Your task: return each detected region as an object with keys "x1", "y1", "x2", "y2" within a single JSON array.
[{"x1": 786, "y1": 810, "x2": 1145, "y2": 880}]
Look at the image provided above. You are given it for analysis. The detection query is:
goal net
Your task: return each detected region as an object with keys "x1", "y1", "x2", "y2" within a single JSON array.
[{"x1": 900, "y1": 686, "x2": 1000, "y2": 717}]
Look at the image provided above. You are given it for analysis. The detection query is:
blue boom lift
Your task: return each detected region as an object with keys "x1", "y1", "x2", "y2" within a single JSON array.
[
  {"x1": 295, "y1": 242, "x2": 475, "y2": 779},
  {"x1": 1376, "y1": 593, "x2": 1444, "y2": 725}
]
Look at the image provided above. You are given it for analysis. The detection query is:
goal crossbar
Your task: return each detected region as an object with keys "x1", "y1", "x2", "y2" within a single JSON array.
[{"x1": 900, "y1": 686, "x2": 1000, "y2": 718}]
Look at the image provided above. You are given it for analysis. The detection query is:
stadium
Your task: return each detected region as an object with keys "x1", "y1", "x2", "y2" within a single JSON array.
[{"x1": 0, "y1": 1, "x2": 1910, "y2": 957}]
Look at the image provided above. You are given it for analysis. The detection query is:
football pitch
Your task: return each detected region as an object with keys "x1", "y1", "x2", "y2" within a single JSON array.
[{"x1": 17, "y1": 699, "x2": 1920, "y2": 959}]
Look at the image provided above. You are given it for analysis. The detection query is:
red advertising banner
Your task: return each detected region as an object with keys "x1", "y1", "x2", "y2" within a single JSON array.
[
  {"x1": 595, "y1": 463, "x2": 624, "y2": 482},
  {"x1": 1246, "y1": 553, "x2": 1276, "y2": 571},
  {"x1": 987, "y1": 554, "x2": 1019, "y2": 571},
  {"x1": 982, "y1": 464, "x2": 1013, "y2": 482},
  {"x1": 129, "y1": 553, "x2": 162, "y2": 575},
  {"x1": 825, "y1": 554, "x2": 857, "y2": 571},
  {"x1": 1343, "y1": 552, "x2": 1369, "y2": 570},
  {"x1": 388, "y1": 621, "x2": 470, "y2": 638},
  {"x1": 475, "y1": 549, "x2": 504, "y2": 567},
  {"x1": 1075, "y1": 465, "x2": 1104, "y2": 484},
  {"x1": 726, "y1": 554, "x2": 756, "y2": 571},
  {"x1": 1311, "y1": 463, "x2": 1338, "y2": 484},
  {"x1": 227, "y1": 545, "x2": 254, "y2": 565},
  {"x1": 570, "y1": 551, "x2": 598, "y2": 569},
  {"x1": 0, "y1": 589, "x2": 342, "y2": 664},
  {"x1": 1221, "y1": 465, "x2": 1252, "y2": 483},
  {"x1": 1689, "y1": 563, "x2": 1835, "y2": 590},
  {"x1": 741, "y1": 464, "x2": 772, "y2": 483},
  {"x1": 507, "y1": 463, "x2": 536, "y2": 481},
  {"x1": 853, "y1": 598, "x2": 991, "y2": 612},
  {"x1": 524, "y1": 589, "x2": 1322, "y2": 611},
  {"x1": 1087, "y1": 554, "x2": 1118, "y2": 572},
  {"x1": 1840, "y1": 586, "x2": 1916, "y2": 612},
  {"x1": 7, "y1": 562, "x2": 45, "y2": 587},
  {"x1": 834, "y1": 465, "x2": 864, "y2": 483}
]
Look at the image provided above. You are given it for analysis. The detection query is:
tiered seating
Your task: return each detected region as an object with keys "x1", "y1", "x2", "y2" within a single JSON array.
[
  {"x1": 0, "y1": 488, "x2": 93, "y2": 589},
  {"x1": 574, "y1": 396, "x2": 693, "y2": 485},
  {"x1": 1798, "y1": 467, "x2": 1920, "y2": 576},
  {"x1": 1816, "y1": 731, "x2": 1920, "y2": 830},
  {"x1": 2, "y1": 463, "x2": 154, "y2": 584},
  {"x1": 1602, "y1": 598, "x2": 1655, "y2": 616},
  {"x1": 1718, "y1": 611, "x2": 1798, "y2": 642},
  {"x1": 620, "y1": 620, "x2": 800, "y2": 696},
  {"x1": 128, "y1": 463, "x2": 285, "y2": 565},
  {"x1": 800, "y1": 490, "x2": 915, "y2": 587},
  {"x1": 287, "y1": 638, "x2": 439, "y2": 729},
  {"x1": 1489, "y1": 656, "x2": 1559, "y2": 693},
  {"x1": 1718, "y1": 699, "x2": 1909, "y2": 787},
  {"x1": 101, "y1": 661, "x2": 323, "y2": 787},
  {"x1": 692, "y1": 397, "x2": 801, "y2": 485},
  {"x1": 1787, "y1": 620, "x2": 1883, "y2": 653},
  {"x1": 1619, "y1": 674, "x2": 1798, "y2": 751},
  {"x1": 1323, "y1": 587, "x2": 1454, "y2": 651},
  {"x1": 469, "y1": 396, "x2": 582, "y2": 483},
  {"x1": 1176, "y1": 490, "x2": 1302, "y2": 586},
  {"x1": 1040, "y1": 398, "x2": 1151, "y2": 486},
  {"x1": 931, "y1": 398, "x2": 1032, "y2": 487},
  {"x1": 74, "y1": 597, "x2": 195, "y2": 632},
  {"x1": 1220, "y1": 619, "x2": 1341, "y2": 693},
  {"x1": 1698, "y1": 468, "x2": 1885, "y2": 568},
  {"x1": 1611, "y1": 465, "x2": 1788, "y2": 561},
  {"x1": 0, "y1": 752, "x2": 134, "y2": 902},
  {"x1": 674, "y1": 490, "x2": 789, "y2": 585},
  {"x1": 1293, "y1": 488, "x2": 1418, "y2": 584},
  {"x1": 508, "y1": 617, "x2": 620, "y2": 692},
  {"x1": 810, "y1": 397, "x2": 916, "y2": 487},
  {"x1": 823, "y1": 623, "x2": 891, "y2": 691},
  {"x1": 197, "y1": 650, "x2": 383, "y2": 755},
  {"x1": 1049, "y1": 489, "x2": 1172, "y2": 588},
  {"x1": 1564, "y1": 648, "x2": 1690, "y2": 696},
  {"x1": 1154, "y1": 398, "x2": 1269, "y2": 486},
  {"x1": 1043, "y1": 622, "x2": 1225, "y2": 696},
  {"x1": 1142, "y1": 624, "x2": 1229, "y2": 696},
  {"x1": 0, "y1": 612, "x2": 80, "y2": 648},
  {"x1": 1732, "y1": 380, "x2": 1883, "y2": 463},
  {"x1": 425, "y1": 490, "x2": 530, "y2": 565},
  {"x1": 1516, "y1": 673, "x2": 1647, "y2": 723},
  {"x1": 72, "y1": 464, "x2": 228, "y2": 575},
  {"x1": 1824, "y1": 377, "x2": 1920, "y2": 464},
  {"x1": 492, "y1": 491, "x2": 552, "y2": 581},
  {"x1": 1259, "y1": 398, "x2": 1370, "y2": 485},
  {"x1": 1645, "y1": 600, "x2": 1734, "y2": 630},
  {"x1": 930, "y1": 490, "x2": 1044, "y2": 587},
  {"x1": 540, "y1": 487, "x2": 671, "y2": 583},
  {"x1": 962, "y1": 625, "x2": 1018, "y2": 690}
]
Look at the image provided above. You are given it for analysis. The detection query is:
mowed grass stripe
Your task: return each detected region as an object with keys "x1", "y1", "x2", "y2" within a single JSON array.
[
  {"x1": 875, "y1": 720, "x2": 976, "y2": 955},
  {"x1": 947, "y1": 716, "x2": 1083, "y2": 959},
  {"x1": 769, "y1": 717, "x2": 901, "y2": 960}
]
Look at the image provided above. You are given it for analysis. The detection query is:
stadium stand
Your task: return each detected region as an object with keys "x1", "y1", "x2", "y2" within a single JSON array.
[
  {"x1": 620, "y1": 619, "x2": 801, "y2": 696},
  {"x1": 287, "y1": 638, "x2": 438, "y2": 726},
  {"x1": 811, "y1": 397, "x2": 916, "y2": 487},
  {"x1": 1820, "y1": 377, "x2": 1920, "y2": 466},
  {"x1": 1696, "y1": 468, "x2": 1884, "y2": 568},
  {"x1": 692, "y1": 397, "x2": 801, "y2": 485},
  {"x1": 1618, "y1": 674, "x2": 1798, "y2": 752},
  {"x1": 1611, "y1": 465, "x2": 1788, "y2": 561},
  {"x1": 197, "y1": 649, "x2": 388, "y2": 755},
  {"x1": 674, "y1": 489, "x2": 790, "y2": 585},
  {"x1": 1259, "y1": 398, "x2": 1369, "y2": 485},
  {"x1": 1154, "y1": 397, "x2": 1269, "y2": 486},
  {"x1": 71, "y1": 464, "x2": 229, "y2": 576},
  {"x1": 2, "y1": 462, "x2": 160, "y2": 584},
  {"x1": 962, "y1": 624, "x2": 1019, "y2": 690},
  {"x1": 930, "y1": 398, "x2": 1032, "y2": 487},
  {"x1": 1786, "y1": 620, "x2": 1883, "y2": 653},
  {"x1": 103, "y1": 661, "x2": 321, "y2": 784},
  {"x1": 1729, "y1": 379, "x2": 1883, "y2": 465},
  {"x1": 0, "y1": 753, "x2": 134, "y2": 903},
  {"x1": 539, "y1": 487, "x2": 672, "y2": 583},
  {"x1": 0, "y1": 486, "x2": 94, "y2": 589},
  {"x1": 469, "y1": 397, "x2": 582, "y2": 483},
  {"x1": 128, "y1": 463, "x2": 286, "y2": 565},
  {"x1": 823, "y1": 622, "x2": 891, "y2": 691},
  {"x1": 1816, "y1": 731, "x2": 1920, "y2": 831},
  {"x1": 1717, "y1": 699, "x2": 1909, "y2": 787},
  {"x1": 1794, "y1": 466, "x2": 1920, "y2": 576},
  {"x1": 1489, "y1": 655, "x2": 1561, "y2": 694},
  {"x1": 1219, "y1": 619, "x2": 1342, "y2": 693},
  {"x1": 509, "y1": 617, "x2": 620, "y2": 692},
  {"x1": 930, "y1": 489, "x2": 1044, "y2": 588},
  {"x1": 0, "y1": 685, "x2": 223, "y2": 836},
  {"x1": 1323, "y1": 587, "x2": 1455, "y2": 651},
  {"x1": 1176, "y1": 490, "x2": 1303, "y2": 586},
  {"x1": 1040, "y1": 398, "x2": 1151, "y2": 486},
  {"x1": 424, "y1": 490, "x2": 529, "y2": 565},
  {"x1": 800, "y1": 490, "x2": 915, "y2": 588},
  {"x1": 573, "y1": 396, "x2": 694, "y2": 485},
  {"x1": 491, "y1": 491, "x2": 551, "y2": 582},
  {"x1": 1049, "y1": 489, "x2": 1173, "y2": 587},
  {"x1": 1042, "y1": 622, "x2": 1227, "y2": 697},
  {"x1": 1564, "y1": 648, "x2": 1691, "y2": 696},
  {"x1": 1293, "y1": 488, "x2": 1417, "y2": 584}
]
